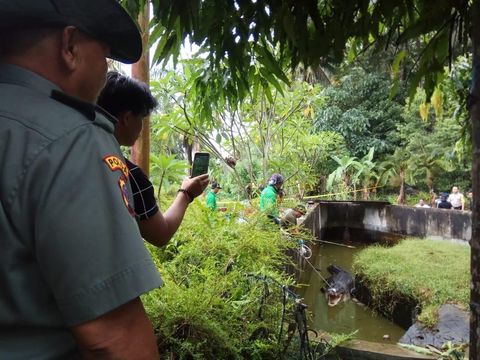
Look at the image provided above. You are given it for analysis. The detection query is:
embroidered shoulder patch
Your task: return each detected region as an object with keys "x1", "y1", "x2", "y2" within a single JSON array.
[
  {"x1": 118, "y1": 174, "x2": 136, "y2": 216},
  {"x1": 103, "y1": 155, "x2": 129, "y2": 178},
  {"x1": 103, "y1": 155, "x2": 135, "y2": 216}
]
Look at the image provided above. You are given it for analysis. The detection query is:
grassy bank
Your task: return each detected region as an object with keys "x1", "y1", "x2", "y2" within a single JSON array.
[{"x1": 353, "y1": 238, "x2": 470, "y2": 327}]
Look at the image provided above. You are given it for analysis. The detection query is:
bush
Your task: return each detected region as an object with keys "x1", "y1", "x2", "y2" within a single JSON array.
[{"x1": 142, "y1": 203, "x2": 306, "y2": 359}]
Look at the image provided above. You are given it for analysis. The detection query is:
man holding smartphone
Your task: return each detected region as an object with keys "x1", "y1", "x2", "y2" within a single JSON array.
[{"x1": 98, "y1": 71, "x2": 210, "y2": 247}]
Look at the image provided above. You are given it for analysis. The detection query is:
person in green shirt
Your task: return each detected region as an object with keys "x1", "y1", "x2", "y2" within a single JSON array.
[
  {"x1": 206, "y1": 181, "x2": 222, "y2": 211},
  {"x1": 260, "y1": 173, "x2": 285, "y2": 224}
]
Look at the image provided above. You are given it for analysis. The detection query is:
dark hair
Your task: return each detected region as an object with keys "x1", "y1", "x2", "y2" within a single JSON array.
[
  {"x1": 97, "y1": 71, "x2": 157, "y2": 117},
  {"x1": 0, "y1": 27, "x2": 59, "y2": 60},
  {"x1": 211, "y1": 181, "x2": 221, "y2": 189}
]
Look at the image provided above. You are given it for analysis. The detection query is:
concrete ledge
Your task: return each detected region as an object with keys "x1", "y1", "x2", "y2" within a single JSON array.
[
  {"x1": 302, "y1": 201, "x2": 471, "y2": 359},
  {"x1": 304, "y1": 201, "x2": 471, "y2": 244},
  {"x1": 337, "y1": 340, "x2": 434, "y2": 360}
]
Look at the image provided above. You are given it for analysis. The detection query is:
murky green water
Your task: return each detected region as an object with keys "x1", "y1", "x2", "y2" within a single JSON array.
[{"x1": 298, "y1": 242, "x2": 406, "y2": 344}]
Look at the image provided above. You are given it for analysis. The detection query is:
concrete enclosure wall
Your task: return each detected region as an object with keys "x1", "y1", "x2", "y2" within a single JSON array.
[{"x1": 303, "y1": 201, "x2": 472, "y2": 244}]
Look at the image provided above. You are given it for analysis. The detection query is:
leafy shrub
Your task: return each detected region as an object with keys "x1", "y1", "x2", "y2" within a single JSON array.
[{"x1": 142, "y1": 203, "x2": 307, "y2": 359}]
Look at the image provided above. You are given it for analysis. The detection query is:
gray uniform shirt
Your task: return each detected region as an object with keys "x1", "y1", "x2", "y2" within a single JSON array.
[{"x1": 0, "y1": 64, "x2": 162, "y2": 359}]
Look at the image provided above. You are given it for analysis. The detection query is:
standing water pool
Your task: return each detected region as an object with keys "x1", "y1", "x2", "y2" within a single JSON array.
[{"x1": 299, "y1": 242, "x2": 406, "y2": 344}]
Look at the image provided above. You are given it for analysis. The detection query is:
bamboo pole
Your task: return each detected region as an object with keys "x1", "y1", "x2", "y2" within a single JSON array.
[{"x1": 313, "y1": 239, "x2": 356, "y2": 249}]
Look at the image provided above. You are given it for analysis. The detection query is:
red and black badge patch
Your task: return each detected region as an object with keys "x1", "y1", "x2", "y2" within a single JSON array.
[
  {"x1": 104, "y1": 155, "x2": 129, "y2": 177},
  {"x1": 103, "y1": 155, "x2": 135, "y2": 216}
]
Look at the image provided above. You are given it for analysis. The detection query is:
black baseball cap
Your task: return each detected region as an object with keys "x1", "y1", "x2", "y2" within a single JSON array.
[
  {"x1": 211, "y1": 181, "x2": 222, "y2": 189},
  {"x1": 0, "y1": 0, "x2": 142, "y2": 64}
]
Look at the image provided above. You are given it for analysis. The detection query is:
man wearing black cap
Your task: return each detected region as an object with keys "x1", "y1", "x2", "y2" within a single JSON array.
[
  {"x1": 0, "y1": 1, "x2": 162, "y2": 358},
  {"x1": 260, "y1": 173, "x2": 285, "y2": 224},
  {"x1": 206, "y1": 181, "x2": 223, "y2": 211}
]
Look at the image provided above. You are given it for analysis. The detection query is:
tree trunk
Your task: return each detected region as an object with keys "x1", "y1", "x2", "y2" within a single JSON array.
[
  {"x1": 397, "y1": 172, "x2": 405, "y2": 205},
  {"x1": 470, "y1": 5, "x2": 480, "y2": 357},
  {"x1": 363, "y1": 185, "x2": 369, "y2": 200},
  {"x1": 131, "y1": 3, "x2": 150, "y2": 175},
  {"x1": 183, "y1": 135, "x2": 193, "y2": 166},
  {"x1": 429, "y1": 189, "x2": 437, "y2": 208}
]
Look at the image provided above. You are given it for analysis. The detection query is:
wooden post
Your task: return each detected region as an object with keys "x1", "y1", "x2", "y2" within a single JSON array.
[
  {"x1": 470, "y1": 2, "x2": 480, "y2": 358},
  {"x1": 131, "y1": 2, "x2": 151, "y2": 176}
]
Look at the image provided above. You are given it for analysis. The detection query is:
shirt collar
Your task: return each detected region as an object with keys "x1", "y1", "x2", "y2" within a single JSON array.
[
  {"x1": 0, "y1": 63, "x2": 117, "y2": 132},
  {"x1": 0, "y1": 63, "x2": 61, "y2": 96},
  {"x1": 268, "y1": 185, "x2": 278, "y2": 193}
]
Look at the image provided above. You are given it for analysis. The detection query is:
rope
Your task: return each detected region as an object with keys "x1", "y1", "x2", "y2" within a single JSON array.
[
  {"x1": 281, "y1": 229, "x2": 329, "y2": 286},
  {"x1": 216, "y1": 185, "x2": 385, "y2": 205},
  {"x1": 299, "y1": 243, "x2": 312, "y2": 259},
  {"x1": 303, "y1": 184, "x2": 385, "y2": 200},
  {"x1": 301, "y1": 253, "x2": 331, "y2": 287}
]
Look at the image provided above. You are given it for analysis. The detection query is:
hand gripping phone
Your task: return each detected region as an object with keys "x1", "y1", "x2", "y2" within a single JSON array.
[{"x1": 191, "y1": 152, "x2": 210, "y2": 178}]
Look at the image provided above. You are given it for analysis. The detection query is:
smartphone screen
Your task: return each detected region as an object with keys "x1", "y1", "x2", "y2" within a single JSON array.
[{"x1": 191, "y1": 152, "x2": 210, "y2": 177}]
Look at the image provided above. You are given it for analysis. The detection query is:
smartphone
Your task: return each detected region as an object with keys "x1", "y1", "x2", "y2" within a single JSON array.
[{"x1": 191, "y1": 152, "x2": 210, "y2": 177}]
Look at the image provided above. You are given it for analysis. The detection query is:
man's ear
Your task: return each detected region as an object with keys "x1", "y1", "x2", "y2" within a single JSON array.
[
  {"x1": 59, "y1": 26, "x2": 80, "y2": 71},
  {"x1": 118, "y1": 110, "x2": 133, "y2": 125},
  {"x1": 117, "y1": 110, "x2": 133, "y2": 127}
]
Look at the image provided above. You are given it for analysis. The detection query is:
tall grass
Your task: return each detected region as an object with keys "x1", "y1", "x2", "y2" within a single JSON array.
[
  {"x1": 142, "y1": 202, "x2": 318, "y2": 359},
  {"x1": 353, "y1": 238, "x2": 470, "y2": 327}
]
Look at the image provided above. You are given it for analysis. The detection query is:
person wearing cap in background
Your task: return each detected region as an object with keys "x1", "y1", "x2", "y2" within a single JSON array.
[
  {"x1": 438, "y1": 194, "x2": 453, "y2": 209},
  {"x1": 97, "y1": 71, "x2": 209, "y2": 247},
  {"x1": 206, "y1": 181, "x2": 223, "y2": 211},
  {"x1": 0, "y1": 1, "x2": 166, "y2": 358},
  {"x1": 281, "y1": 204, "x2": 307, "y2": 228},
  {"x1": 260, "y1": 173, "x2": 285, "y2": 224}
]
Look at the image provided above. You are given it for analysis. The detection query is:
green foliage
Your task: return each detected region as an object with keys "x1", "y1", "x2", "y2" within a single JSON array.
[
  {"x1": 315, "y1": 69, "x2": 404, "y2": 158},
  {"x1": 148, "y1": 55, "x2": 471, "y2": 202},
  {"x1": 142, "y1": 203, "x2": 310, "y2": 359},
  {"x1": 404, "y1": 191, "x2": 432, "y2": 207},
  {"x1": 150, "y1": 153, "x2": 189, "y2": 196},
  {"x1": 326, "y1": 147, "x2": 381, "y2": 199},
  {"x1": 122, "y1": 1, "x2": 473, "y2": 112},
  {"x1": 440, "y1": 55, "x2": 472, "y2": 168},
  {"x1": 136, "y1": 2, "x2": 474, "y2": 206},
  {"x1": 238, "y1": 81, "x2": 347, "y2": 196},
  {"x1": 326, "y1": 154, "x2": 360, "y2": 197},
  {"x1": 353, "y1": 239, "x2": 470, "y2": 327},
  {"x1": 398, "y1": 77, "x2": 470, "y2": 193},
  {"x1": 367, "y1": 56, "x2": 471, "y2": 202},
  {"x1": 151, "y1": 62, "x2": 348, "y2": 198}
]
